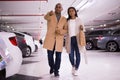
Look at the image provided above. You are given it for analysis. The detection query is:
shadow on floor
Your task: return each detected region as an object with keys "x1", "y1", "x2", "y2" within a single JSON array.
[
  {"x1": 22, "y1": 60, "x2": 40, "y2": 65},
  {"x1": 6, "y1": 74, "x2": 43, "y2": 80}
]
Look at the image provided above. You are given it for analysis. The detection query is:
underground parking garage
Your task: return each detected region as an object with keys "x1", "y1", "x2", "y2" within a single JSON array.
[{"x1": 0, "y1": 0, "x2": 120, "y2": 80}]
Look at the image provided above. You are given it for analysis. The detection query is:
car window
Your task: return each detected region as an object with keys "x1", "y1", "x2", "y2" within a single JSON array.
[
  {"x1": 88, "y1": 31, "x2": 102, "y2": 35},
  {"x1": 113, "y1": 30, "x2": 120, "y2": 35},
  {"x1": 0, "y1": 55, "x2": 2, "y2": 62},
  {"x1": 88, "y1": 30, "x2": 110, "y2": 35},
  {"x1": 104, "y1": 30, "x2": 112, "y2": 35},
  {"x1": 14, "y1": 32, "x2": 24, "y2": 37}
]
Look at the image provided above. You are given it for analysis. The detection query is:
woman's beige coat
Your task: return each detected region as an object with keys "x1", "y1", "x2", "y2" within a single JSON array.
[
  {"x1": 43, "y1": 12, "x2": 67, "y2": 52},
  {"x1": 65, "y1": 17, "x2": 86, "y2": 53}
]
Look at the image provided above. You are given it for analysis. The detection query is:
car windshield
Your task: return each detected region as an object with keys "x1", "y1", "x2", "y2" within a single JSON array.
[
  {"x1": 87, "y1": 30, "x2": 112, "y2": 35},
  {"x1": 113, "y1": 30, "x2": 120, "y2": 35}
]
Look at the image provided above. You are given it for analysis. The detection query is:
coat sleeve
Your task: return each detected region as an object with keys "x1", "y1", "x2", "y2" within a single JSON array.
[
  {"x1": 79, "y1": 30, "x2": 86, "y2": 46},
  {"x1": 59, "y1": 22, "x2": 68, "y2": 35},
  {"x1": 79, "y1": 19, "x2": 86, "y2": 46},
  {"x1": 80, "y1": 19, "x2": 85, "y2": 32},
  {"x1": 44, "y1": 12, "x2": 51, "y2": 21}
]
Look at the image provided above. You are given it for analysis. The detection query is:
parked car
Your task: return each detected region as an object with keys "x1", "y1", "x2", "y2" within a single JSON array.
[
  {"x1": 13, "y1": 31, "x2": 35, "y2": 56},
  {"x1": 34, "y1": 40, "x2": 40, "y2": 52},
  {"x1": 0, "y1": 31, "x2": 22, "y2": 78},
  {"x1": 0, "y1": 36, "x2": 11, "y2": 79},
  {"x1": 97, "y1": 29, "x2": 120, "y2": 52},
  {"x1": 0, "y1": 28, "x2": 31, "y2": 57},
  {"x1": 85, "y1": 29, "x2": 112, "y2": 50},
  {"x1": 14, "y1": 32, "x2": 30, "y2": 57}
]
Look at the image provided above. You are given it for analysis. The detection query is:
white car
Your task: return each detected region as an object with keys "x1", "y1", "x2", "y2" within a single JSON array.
[
  {"x1": 13, "y1": 31, "x2": 35, "y2": 56},
  {"x1": 34, "y1": 40, "x2": 40, "y2": 52},
  {"x1": 24, "y1": 33, "x2": 35, "y2": 53},
  {"x1": 0, "y1": 32, "x2": 22, "y2": 78}
]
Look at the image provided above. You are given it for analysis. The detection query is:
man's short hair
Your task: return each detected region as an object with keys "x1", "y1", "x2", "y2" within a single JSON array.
[{"x1": 55, "y1": 3, "x2": 62, "y2": 8}]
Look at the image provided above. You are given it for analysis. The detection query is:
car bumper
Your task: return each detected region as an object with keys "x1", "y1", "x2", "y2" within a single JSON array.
[{"x1": 6, "y1": 47, "x2": 22, "y2": 78}]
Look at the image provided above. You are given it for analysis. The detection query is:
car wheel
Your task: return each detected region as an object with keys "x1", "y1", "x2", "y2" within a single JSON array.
[
  {"x1": 34, "y1": 45, "x2": 38, "y2": 52},
  {"x1": 106, "y1": 41, "x2": 118, "y2": 52},
  {"x1": 0, "y1": 69, "x2": 6, "y2": 79},
  {"x1": 23, "y1": 47, "x2": 31, "y2": 57},
  {"x1": 86, "y1": 41, "x2": 94, "y2": 50}
]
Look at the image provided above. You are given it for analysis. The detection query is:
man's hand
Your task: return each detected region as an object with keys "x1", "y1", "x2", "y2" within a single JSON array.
[{"x1": 49, "y1": 10, "x2": 54, "y2": 16}]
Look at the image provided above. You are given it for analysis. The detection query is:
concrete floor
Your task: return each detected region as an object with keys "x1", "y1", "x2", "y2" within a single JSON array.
[{"x1": 7, "y1": 47, "x2": 120, "y2": 80}]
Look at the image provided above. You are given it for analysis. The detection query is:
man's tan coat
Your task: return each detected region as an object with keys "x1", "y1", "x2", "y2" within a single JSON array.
[{"x1": 43, "y1": 12, "x2": 67, "y2": 52}]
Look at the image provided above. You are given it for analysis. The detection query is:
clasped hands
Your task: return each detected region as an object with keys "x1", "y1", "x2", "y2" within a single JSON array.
[{"x1": 55, "y1": 28, "x2": 62, "y2": 35}]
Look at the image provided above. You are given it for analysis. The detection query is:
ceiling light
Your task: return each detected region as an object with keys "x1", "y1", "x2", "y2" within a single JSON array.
[
  {"x1": 12, "y1": 28, "x2": 15, "y2": 31},
  {"x1": 103, "y1": 24, "x2": 106, "y2": 27},
  {"x1": 100, "y1": 25, "x2": 103, "y2": 27},
  {"x1": 7, "y1": 26, "x2": 10, "y2": 28},
  {"x1": 91, "y1": 27, "x2": 94, "y2": 30},
  {"x1": 116, "y1": 19, "x2": 120, "y2": 22},
  {"x1": 76, "y1": 0, "x2": 95, "y2": 11},
  {"x1": 76, "y1": 0, "x2": 88, "y2": 9}
]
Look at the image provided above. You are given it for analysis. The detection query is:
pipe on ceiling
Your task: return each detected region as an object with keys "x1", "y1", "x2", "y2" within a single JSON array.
[
  {"x1": 0, "y1": 0, "x2": 47, "y2": 1},
  {"x1": 0, "y1": 14, "x2": 44, "y2": 16}
]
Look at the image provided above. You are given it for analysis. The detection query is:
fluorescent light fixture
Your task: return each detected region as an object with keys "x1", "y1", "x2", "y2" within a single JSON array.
[
  {"x1": 76, "y1": 0, "x2": 88, "y2": 9},
  {"x1": 76, "y1": 0, "x2": 95, "y2": 11}
]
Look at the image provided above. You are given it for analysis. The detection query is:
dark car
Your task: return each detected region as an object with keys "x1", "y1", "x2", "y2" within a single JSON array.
[
  {"x1": 85, "y1": 29, "x2": 112, "y2": 50},
  {"x1": 14, "y1": 32, "x2": 31, "y2": 57},
  {"x1": 97, "y1": 29, "x2": 120, "y2": 52}
]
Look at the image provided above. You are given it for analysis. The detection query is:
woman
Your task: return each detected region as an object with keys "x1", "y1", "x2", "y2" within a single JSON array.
[{"x1": 65, "y1": 7, "x2": 86, "y2": 76}]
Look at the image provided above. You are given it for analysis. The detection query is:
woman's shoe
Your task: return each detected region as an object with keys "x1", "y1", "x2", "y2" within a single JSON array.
[
  {"x1": 72, "y1": 67, "x2": 75, "y2": 75},
  {"x1": 74, "y1": 70, "x2": 78, "y2": 76}
]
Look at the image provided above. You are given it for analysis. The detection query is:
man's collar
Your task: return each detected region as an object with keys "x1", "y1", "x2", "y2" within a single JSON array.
[{"x1": 55, "y1": 12, "x2": 61, "y2": 16}]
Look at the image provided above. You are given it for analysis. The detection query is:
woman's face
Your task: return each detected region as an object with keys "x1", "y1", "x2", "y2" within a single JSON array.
[{"x1": 68, "y1": 8, "x2": 76, "y2": 18}]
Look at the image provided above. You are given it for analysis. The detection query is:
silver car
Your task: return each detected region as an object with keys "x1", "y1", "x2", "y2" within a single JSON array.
[{"x1": 97, "y1": 29, "x2": 120, "y2": 52}]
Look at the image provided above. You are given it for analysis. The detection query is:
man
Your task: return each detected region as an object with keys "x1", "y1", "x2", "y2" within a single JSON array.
[{"x1": 43, "y1": 3, "x2": 67, "y2": 77}]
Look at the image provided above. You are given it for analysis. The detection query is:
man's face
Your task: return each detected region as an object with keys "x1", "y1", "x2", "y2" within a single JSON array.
[{"x1": 55, "y1": 4, "x2": 63, "y2": 14}]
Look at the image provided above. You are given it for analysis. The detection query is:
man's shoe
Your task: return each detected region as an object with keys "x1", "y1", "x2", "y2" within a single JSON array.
[
  {"x1": 54, "y1": 73, "x2": 59, "y2": 77},
  {"x1": 50, "y1": 69, "x2": 54, "y2": 74}
]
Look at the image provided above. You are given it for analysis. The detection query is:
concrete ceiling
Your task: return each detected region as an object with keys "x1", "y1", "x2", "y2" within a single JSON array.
[{"x1": 0, "y1": 0, "x2": 120, "y2": 39}]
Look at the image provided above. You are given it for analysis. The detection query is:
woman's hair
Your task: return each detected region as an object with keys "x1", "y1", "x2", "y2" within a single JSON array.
[{"x1": 67, "y1": 7, "x2": 78, "y2": 21}]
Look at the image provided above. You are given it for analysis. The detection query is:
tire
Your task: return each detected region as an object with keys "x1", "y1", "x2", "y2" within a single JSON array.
[
  {"x1": 23, "y1": 47, "x2": 31, "y2": 57},
  {"x1": 34, "y1": 45, "x2": 38, "y2": 52},
  {"x1": 106, "y1": 41, "x2": 118, "y2": 52},
  {"x1": 86, "y1": 41, "x2": 94, "y2": 50},
  {"x1": 0, "y1": 69, "x2": 6, "y2": 79}
]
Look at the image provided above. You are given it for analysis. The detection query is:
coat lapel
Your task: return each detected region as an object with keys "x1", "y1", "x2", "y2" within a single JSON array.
[{"x1": 53, "y1": 14, "x2": 57, "y2": 24}]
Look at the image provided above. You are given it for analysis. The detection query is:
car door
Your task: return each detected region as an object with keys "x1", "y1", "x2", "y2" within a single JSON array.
[{"x1": 113, "y1": 30, "x2": 120, "y2": 47}]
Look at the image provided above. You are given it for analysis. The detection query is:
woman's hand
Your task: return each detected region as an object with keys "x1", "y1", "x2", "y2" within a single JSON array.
[
  {"x1": 80, "y1": 25, "x2": 83, "y2": 31},
  {"x1": 55, "y1": 29, "x2": 60, "y2": 35}
]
